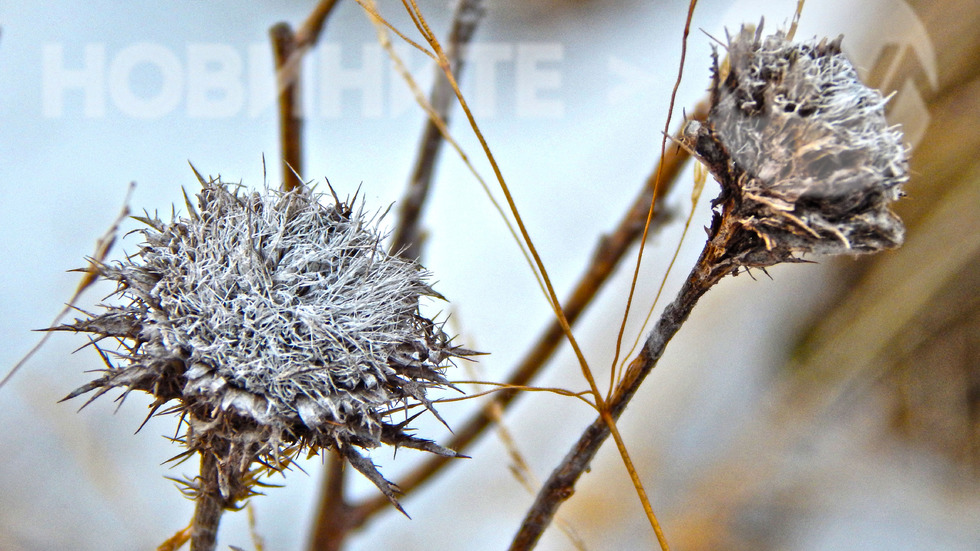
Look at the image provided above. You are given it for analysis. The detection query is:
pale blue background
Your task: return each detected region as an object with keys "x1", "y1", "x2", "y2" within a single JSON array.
[{"x1": 1, "y1": 1, "x2": 976, "y2": 550}]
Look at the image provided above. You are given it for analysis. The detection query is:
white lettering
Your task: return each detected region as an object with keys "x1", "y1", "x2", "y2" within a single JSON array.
[
  {"x1": 467, "y1": 43, "x2": 512, "y2": 117},
  {"x1": 516, "y1": 43, "x2": 563, "y2": 118},
  {"x1": 108, "y1": 43, "x2": 183, "y2": 118},
  {"x1": 42, "y1": 44, "x2": 106, "y2": 118},
  {"x1": 319, "y1": 43, "x2": 384, "y2": 118},
  {"x1": 186, "y1": 44, "x2": 244, "y2": 118}
]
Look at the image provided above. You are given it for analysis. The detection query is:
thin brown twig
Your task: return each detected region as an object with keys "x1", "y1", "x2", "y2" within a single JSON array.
[
  {"x1": 598, "y1": 4, "x2": 698, "y2": 545},
  {"x1": 270, "y1": 0, "x2": 342, "y2": 191},
  {"x1": 389, "y1": 0, "x2": 485, "y2": 259},
  {"x1": 399, "y1": 13, "x2": 606, "y2": 515},
  {"x1": 351, "y1": 104, "x2": 705, "y2": 522},
  {"x1": 397, "y1": 0, "x2": 569, "y2": 321},
  {"x1": 396, "y1": 0, "x2": 677, "y2": 538},
  {"x1": 271, "y1": 23, "x2": 303, "y2": 192},
  {"x1": 615, "y1": 158, "x2": 708, "y2": 385},
  {"x1": 439, "y1": 382, "x2": 597, "y2": 408},
  {"x1": 356, "y1": 0, "x2": 436, "y2": 60},
  {"x1": 609, "y1": 0, "x2": 698, "y2": 401},
  {"x1": 367, "y1": 0, "x2": 548, "y2": 299},
  {"x1": 307, "y1": 451, "x2": 353, "y2": 551}
]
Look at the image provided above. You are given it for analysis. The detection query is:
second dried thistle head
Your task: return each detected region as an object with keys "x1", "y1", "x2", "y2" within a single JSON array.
[
  {"x1": 687, "y1": 24, "x2": 908, "y2": 269},
  {"x1": 60, "y1": 176, "x2": 471, "y2": 510}
]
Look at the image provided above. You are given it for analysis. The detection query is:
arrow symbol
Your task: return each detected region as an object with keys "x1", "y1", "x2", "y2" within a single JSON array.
[{"x1": 607, "y1": 56, "x2": 657, "y2": 105}]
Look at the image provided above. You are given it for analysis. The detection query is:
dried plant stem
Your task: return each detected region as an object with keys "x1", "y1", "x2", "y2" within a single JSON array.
[
  {"x1": 352, "y1": 108, "x2": 703, "y2": 520},
  {"x1": 398, "y1": 7, "x2": 603, "y2": 477},
  {"x1": 308, "y1": 452, "x2": 354, "y2": 551},
  {"x1": 367, "y1": 0, "x2": 550, "y2": 300},
  {"x1": 270, "y1": 0, "x2": 341, "y2": 191},
  {"x1": 190, "y1": 452, "x2": 226, "y2": 551},
  {"x1": 271, "y1": 23, "x2": 303, "y2": 191},
  {"x1": 509, "y1": 212, "x2": 735, "y2": 550},
  {"x1": 600, "y1": 4, "x2": 698, "y2": 544},
  {"x1": 390, "y1": 0, "x2": 485, "y2": 259}
]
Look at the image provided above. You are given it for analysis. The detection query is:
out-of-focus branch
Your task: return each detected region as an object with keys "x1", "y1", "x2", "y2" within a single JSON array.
[
  {"x1": 306, "y1": 452, "x2": 353, "y2": 551},
  {"x1": 389, "y1": 0, "x2": 486, "y2": 259},
  {"x1": 271, "y1": 23, "x2": 303, "y2": 191},
  {"x1": 270, "y1": 0, "x2": 341, "y2": 191},
  {"x1": 295, "y1": 0, "x2": 342, "y2": 49},
  {"x1": 352, "y1": 102, "x2": 707, "y2": 522}
]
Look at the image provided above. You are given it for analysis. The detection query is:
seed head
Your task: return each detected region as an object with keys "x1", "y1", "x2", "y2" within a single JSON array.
[
  {"x1": 686, "y1": 24, "x2": 908, "y2": 268},
  {"x1": 58, "y1": 176, "x2": 471, "y2": 511}
]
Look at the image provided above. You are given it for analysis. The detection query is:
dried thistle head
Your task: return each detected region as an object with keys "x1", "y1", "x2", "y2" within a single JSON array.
[
  {"x1": 58, "y1": 176, "x2": 471, "y2": 511},
  {"x1": 686, "y1": 24, "x2": 908, "y2": 269}
]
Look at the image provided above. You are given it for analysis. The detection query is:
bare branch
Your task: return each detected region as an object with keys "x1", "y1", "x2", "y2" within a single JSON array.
[
  {"x1": 270, "y1": 23, "x2": 303, "y2": 191},
  {"x1": 307, "y1": 452, "x2": 356, "y2": 551},
  {"x1": 390, "y1": 0, "x2": 486, "y2": 259},
  {"x1": 270, "y1": 0, "x2": 342, "y2": 191}
]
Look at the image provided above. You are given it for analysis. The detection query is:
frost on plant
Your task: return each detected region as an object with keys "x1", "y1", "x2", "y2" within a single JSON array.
[
  {"x1": 58, "y1": 177, "x2": 471, "y2": 511},
  {"x1": 685, "y1": 24, "x2": 908, "y2": 269}
]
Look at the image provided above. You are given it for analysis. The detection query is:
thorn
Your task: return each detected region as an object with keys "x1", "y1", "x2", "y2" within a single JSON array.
[
  {"x1": 181, "y1": 187, "x2": 200, "y2": 221},
  {"x1": 187, "y1": 161, "x2": 208, "y2": 187}
]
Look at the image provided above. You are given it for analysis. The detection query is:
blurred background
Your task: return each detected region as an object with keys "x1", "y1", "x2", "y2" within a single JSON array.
[{"x1": 1, "y1": 1, "x2": 978, "y2": 549}]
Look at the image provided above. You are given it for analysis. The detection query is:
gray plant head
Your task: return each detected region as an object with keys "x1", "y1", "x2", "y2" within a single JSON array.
[
  {"x1": 685, "y1": 24, "x2": 908, "y2": 268},
  {"x1": 59, "y1": 176, "x2": 472, "y2": 511}
]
